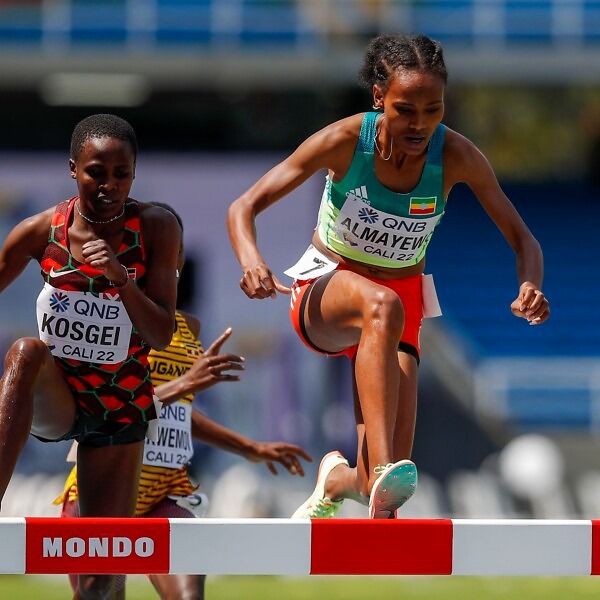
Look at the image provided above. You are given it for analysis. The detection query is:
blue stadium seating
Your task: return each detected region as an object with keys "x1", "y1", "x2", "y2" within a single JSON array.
[
  {"x1": 426, "y1": 181, "x2": 600, "y2": 431},
  {"x1": 1, "y1": 1, "x2": 600, "y2": 50},
  {"x1": 0, "y1": 4, "x2": 42, "y2": 43},
  {"x1": 426, "y1": 182, "x2": 600, "y2": 359}
]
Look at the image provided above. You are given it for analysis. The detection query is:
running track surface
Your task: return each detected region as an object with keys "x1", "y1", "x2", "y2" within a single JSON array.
[{"x1": 2, "y1": 518, "x2": 600, "y2": 575}]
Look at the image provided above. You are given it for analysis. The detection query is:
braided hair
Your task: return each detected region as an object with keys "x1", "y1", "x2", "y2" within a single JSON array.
[{"x1": 358, "y1": 34, "x2": 448, "y2": 93}]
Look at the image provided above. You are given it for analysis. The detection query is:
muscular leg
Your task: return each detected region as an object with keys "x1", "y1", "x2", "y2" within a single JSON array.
[
  {"x1": 341, "y1": 373, "x2": 370, "y2": 506},
  {"x1": 393, "y1": 351, "x2": 418, "y2": 460},
  {"x1": 74, "y1": 441, "x2": 144, "y2": 600},
  {"x1": 331, "y1": 351, "x2": 418, "y2": 504},
  {"x1": 353, "y1": 298, "x2": 403, "y2": 491},
  {"x1": 77, "y1": 442, "x2": 143, "y2": 516},
  {"x1": 143, "y1": 499, "x2": 205, "y2": 599},
  {"x1": 305, "y1": 271, "x2": 405, "y2": 499},
  {"x1": 0, "y1": 337, "x2": 76, "y2": 505},
  {"x1": 148, "y1": 573, "x2": 206, "y2": 600}
]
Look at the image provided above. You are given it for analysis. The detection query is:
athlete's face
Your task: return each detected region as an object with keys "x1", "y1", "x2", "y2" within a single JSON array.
[
  {"x1": 375, "y1": 69, "x2": 445, "y2": 155},
  {"x1": 69, "y1": 136, "x2": 136, "y2": 220}
]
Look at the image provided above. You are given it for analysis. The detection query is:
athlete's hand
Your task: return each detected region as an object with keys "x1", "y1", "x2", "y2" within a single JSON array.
[
  {"x1": 240, "y1": 262, "x2": 291, "y2": 299},
  {"x1": 510, "y1": 282, "x2": 550, "y2": 325},
  {"x1": 81, "y1": 239, "x2": 128, "y2": 286},
  {"x1": 244, "y1": 441, "x2": 313, "y2": 476},
  {"x1": 184, "y1": 327, "x2": 245, "y2": 394}
]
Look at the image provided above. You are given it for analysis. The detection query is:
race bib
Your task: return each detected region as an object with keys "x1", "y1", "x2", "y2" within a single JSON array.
[
  {"x1": 333, "y1": 195, "x2": 443, "y2": 264},
  {"x1": 36, "y1": 282, "x2": 132, "y2": 364},
  {"x1": 284, "y1": 244, "x2": 338, "y2": 280},
  {"x1": 143, "y1": 401, "x2": 194, "y2": 468}
]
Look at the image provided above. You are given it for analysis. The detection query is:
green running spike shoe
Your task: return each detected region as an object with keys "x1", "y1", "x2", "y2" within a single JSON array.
[{"x1": 369, "y1": 460, "x2": 418, "y2": 519}]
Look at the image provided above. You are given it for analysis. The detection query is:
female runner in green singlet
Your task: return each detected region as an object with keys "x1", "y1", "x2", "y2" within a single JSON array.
[{"x1": 227, "y1": 34, "x2": 550, "y2": 520}]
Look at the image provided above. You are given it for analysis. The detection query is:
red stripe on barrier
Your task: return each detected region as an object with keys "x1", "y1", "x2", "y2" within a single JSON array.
[
  {"x1": 25, "y1": 517, "x2": 170, "y2": 574},
  {"x1": 591, "y1": 521, "x2": 600, "y2": 575},
  {"x1": 310, "y1": 519, "x2": 453, "y2": 575}
]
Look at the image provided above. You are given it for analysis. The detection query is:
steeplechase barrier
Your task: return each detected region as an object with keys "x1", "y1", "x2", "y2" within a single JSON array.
[{"x1": 2, "y1": 518, "x2": 600, "y2": 576}]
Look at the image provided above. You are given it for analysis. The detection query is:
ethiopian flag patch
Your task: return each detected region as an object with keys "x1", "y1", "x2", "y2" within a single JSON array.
[{"x1": 409, "y1": 196, "x2": 437, "y2": 215}]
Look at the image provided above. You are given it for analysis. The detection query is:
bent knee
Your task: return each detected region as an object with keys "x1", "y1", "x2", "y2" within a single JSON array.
[
  {"x1": 5, "y1": 337, "x2": 52, "y2": 370},
  {"x1": 363, "y1": 288, "x2": 405, "y2": 331}
]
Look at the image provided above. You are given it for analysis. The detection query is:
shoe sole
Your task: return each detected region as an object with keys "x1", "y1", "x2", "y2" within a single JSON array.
[
  {"x1": 291, "y1": 451, "x2": 348, "y2": 519},
  {"x1": 368, "y1": 459, "x2": 418, "y2": 519}
]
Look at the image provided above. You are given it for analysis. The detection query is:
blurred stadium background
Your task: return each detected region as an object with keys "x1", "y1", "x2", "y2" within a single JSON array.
[{"x1": 0, "y1": 0, "x2": 599, "y2": 523}]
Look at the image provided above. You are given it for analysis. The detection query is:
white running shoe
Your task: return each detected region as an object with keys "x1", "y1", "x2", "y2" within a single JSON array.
[
  {"x1": 368, "y1": 460, "x2": 418, "y2": 519},
  {"x1": 291, "y1": 451, "x2": 349, "y2": 519}
]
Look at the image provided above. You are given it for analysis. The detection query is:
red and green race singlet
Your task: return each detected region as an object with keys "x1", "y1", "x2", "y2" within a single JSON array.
[{"x1": 37, "y1": 197, "x2": 156, "y2": 424}]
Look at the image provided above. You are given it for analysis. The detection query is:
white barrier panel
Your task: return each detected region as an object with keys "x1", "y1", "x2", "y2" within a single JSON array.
[
  {"x1": 0, "y1": 518, "x2": 25, "y2": 574},
  {"x1": 170, "y1": 519, "x2": 311, "y2": 575},
  {"x1": 1, "y1": 518, "x2": 600, "y2": 575},
  {"x1": 452, "y1": 519, "x2": 592, "y2": 576}
]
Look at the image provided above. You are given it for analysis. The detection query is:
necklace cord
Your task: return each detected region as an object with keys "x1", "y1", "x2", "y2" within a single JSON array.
[
  {"x1": 374, "y1": 118, "x2": 393, "y2": 161},
  {"x1": 75, "y1": 200, "x2": 125, "y2": 225}
]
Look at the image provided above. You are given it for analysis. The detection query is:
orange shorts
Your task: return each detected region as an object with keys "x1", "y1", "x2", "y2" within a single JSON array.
[{"x1": 289, "y1": 266, "x2": 423, "y2": 363}]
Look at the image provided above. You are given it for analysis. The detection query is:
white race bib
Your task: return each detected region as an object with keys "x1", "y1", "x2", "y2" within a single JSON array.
[
  {"x1": 333, "y1": 195, "x2": 443, "y2": 264},
  {"x1": 36, "y1": 282, "x2": 132, "y2": 364},
  {"x1": 284, "y1": 244, "x2": 338, "y2": 280},
  {"x1": 143, "y1": 401, "x2": 194, "y2": 468}
]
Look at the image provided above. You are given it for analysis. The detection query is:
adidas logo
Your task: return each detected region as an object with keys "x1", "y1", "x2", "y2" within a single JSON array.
[{"x1": 350, "y1": 186, "x2": 368, "y2": 200}]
